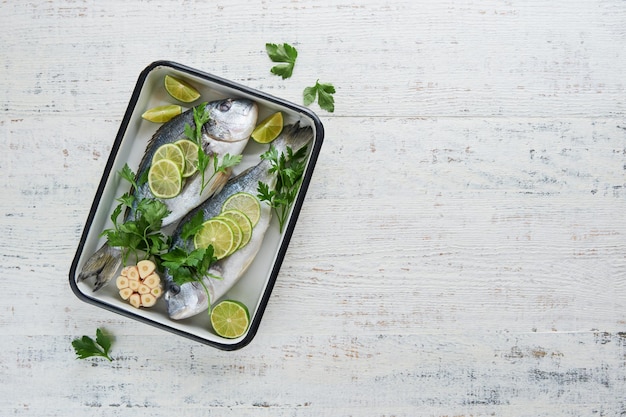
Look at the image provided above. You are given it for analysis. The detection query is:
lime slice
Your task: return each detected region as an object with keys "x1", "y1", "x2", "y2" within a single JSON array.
[
  {"x1": 215, "y1": 216, "x2": 243, "y2": 255},
  {"x1": 141, "y1": 104, "x2": 182, "y2": 123},
  {"x1": 193, "y1": 218, "x2": 235, "y2": 260},
  {"x1": 174, "y1": 139, "x2": 199, "y2": 178},
  {"x1": 221, "y1": 192, "x2": 261, "y2": 227},
  {"x1": 210, "y1": 300, "x2": 250, "y2": 339},
  {"x1": 251, "y1": 111, "x2": 283, "y2": 144},
  {"x1": 164, "y1": 75, "x2": 201, "y2": 103},
  {"x1": 148, "y1": 159, "x2": 183, "y2": 199},
  {"x1": 152, "y1": 143, "x2": 185, "y2": 174},
  {"x1": 219, "y1": 209, "x2": 253, "y2": 249}
]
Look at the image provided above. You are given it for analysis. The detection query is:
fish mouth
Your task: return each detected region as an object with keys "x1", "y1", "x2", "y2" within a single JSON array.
[{"x1": 168, "y1": 307, "x2": 188, "y2": 321}]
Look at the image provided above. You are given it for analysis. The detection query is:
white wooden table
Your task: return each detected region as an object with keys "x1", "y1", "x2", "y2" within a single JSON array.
[{"x1": 1, "y1": 1, "x2": 625, "y2": 415}]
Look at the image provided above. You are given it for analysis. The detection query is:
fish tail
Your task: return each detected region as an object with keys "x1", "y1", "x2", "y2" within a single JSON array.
[
  {"x1": 276, "y1": 122, "x2": 313, "y2": 153},
  {"x1": 77, "y1": 242, "x2": 123, "y2": 291}
]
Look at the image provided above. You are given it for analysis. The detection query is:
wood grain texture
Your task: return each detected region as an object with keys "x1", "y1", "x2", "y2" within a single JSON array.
[{"x1": 1, "y1": 0, "x2": 625, "y2": 416}]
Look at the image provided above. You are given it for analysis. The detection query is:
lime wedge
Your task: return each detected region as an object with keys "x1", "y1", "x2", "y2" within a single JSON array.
[
  {"x1": 152, "y1": 143, "x2": 185, "y2": 174},
  {"x1": 141, "y1": 104, "x2": 182, "y2": 123},
  {"x1": 174, "y1": 139, "x2": 199, "y2": 178},
  {"x1": 219, "y1": 209, "x2": 253, "y2": 249},
  {"x1": 164, "y1": 75, "x2": 201, "y2": 103},
  {"x1": 251, "y1": 111, "x2": 283, "y2": 144},
  {"x1": 221, "y1": 192, "x2": 261, "y2": 227},
  {"x1": 193, "y1": 218, "x2": 235, "y2": 260},
  {"x1": 215, "y1": 216, "x2": 243, "y2": 255},
  {"x1": 148, "y1": 159, "x2": 183, "y2": 199},
  {"x1": 210, "y1": 300, "x2": 250, "y2": 339}
]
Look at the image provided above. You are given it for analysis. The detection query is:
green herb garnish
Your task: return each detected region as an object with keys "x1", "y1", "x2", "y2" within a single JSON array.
[
  {"x1": 257, "y1": 145, "x2": 308, "y2": 232},
  {"x1": 160, "y1": 246, "x2": 217, "y2": 286},
  {"x1": 303, "y1": 80, "x2": 335, "y2": 113},
  {"x1": 266, "y1": 42, "x2": 298, "y2": 79},
  {"x1": 184, "y1": 103, "x2": 242, "y2": 196},
  {"x1": 72, "y1": 328, "x2": 113, "y2": 361},
  {"x1": 101, "y1": 164, "x2": 170, "y2": 265},
  {"x1": 159, "y1": 212, "x2": 221, "y2": 314}
]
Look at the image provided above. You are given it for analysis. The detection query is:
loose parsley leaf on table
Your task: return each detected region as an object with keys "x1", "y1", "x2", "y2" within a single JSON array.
[
  {"x1": 266, "y1": 43, "x2": 298, "y2": 79},
  {"x1": 303, "y1": 80, "x2": 336, "y2": 113},
  {"x1": 257, "y1": 144, "x2": 308, "y2": 233},
  {"x1": 72, "y1": 328, "x2": 113, "y2": 361}
]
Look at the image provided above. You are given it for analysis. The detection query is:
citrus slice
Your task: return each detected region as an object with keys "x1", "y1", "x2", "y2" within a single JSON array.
[
  {"x1": 193, "y1": 218, "x2": 235, "y2": 260},
  {"x1": 251, "y1": 111, "x2": 283, "y2": 144},
  {"x1": 164, "y1": 75, "x2": 201, "y2": 103},
  {"x1": 148, "y1": 159, "x2": 183, "y2": 199},
  {"x1": 221, "y1": 192, "x2": 261, "y2": 226},
  {"x1": 152, "y1": 143, "x2": 185, "y2": 174},
  {"x1": 214, "y1": 216, "x2": 243, "y2": 255},
  {"x1": 210, "y1": 300, "x2": 250, "y2": 339},
  {"x1": 174, "y1": 139, "x2": 199, "y2": 178},
  {"x1": 141, "y1": 104, "x2": 182, "y2": 123},
  {"x1": 219, "y1": 209, "x2": 253, "y2": 249}
]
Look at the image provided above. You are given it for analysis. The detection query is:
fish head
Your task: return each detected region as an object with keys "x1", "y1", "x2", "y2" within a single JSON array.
[
  {"x1": 164, "y1": 280, "x2": 209, "y2": 320},
  {"x1": 204, "y1": 98, "x2": 258, "y2": 142}
]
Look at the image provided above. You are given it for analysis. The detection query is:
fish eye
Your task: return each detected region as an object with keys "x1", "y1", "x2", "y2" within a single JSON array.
[
  {"x1": 219, "y1": 99, "x2": 232, "y2": 112},
  {"x1": 169, "y1": 284, "x2": 180, "y2": 295}
]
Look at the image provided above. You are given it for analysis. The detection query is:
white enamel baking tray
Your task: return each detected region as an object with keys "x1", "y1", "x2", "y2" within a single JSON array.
[{"x1": 69, "y1": 61, "x2": 324, "y2": 350}]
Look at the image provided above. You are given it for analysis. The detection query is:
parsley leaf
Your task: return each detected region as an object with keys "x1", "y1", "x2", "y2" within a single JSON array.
[
  {"x1": 101, "y1": 164, "x2": 171, "y2": 264},
  {"x1": 72, "y1": 328, "x2": 113, "y2": 361},
  {"x1": 303, "y1": 80, "x2": 336, "y2": 113},
  {"x1": 266, "y1": 43, "x2": 298, "y2": 79},
  {"x1": 215, "y1": 153, "x2": 242, "y2": 175},
  {"x1": 160, "y1": 243, "x2": 220, "y2": 314},
  {"x1": 184, "y1": 103, "x2": 241, "y2": 195},
  {"x1": 257, "y1": 145, "x2": 308, "y2": 232},
  {"x1": 160, "y1": 246, "x2": 216, "y2": 284},
  {"x1": 119, "y1": 164, "x2": 138, "y2": 190},
  {"x1": 161, "y1": 210, "x2": 223, "y2": 314},
  {"x1": 180, "y1": 211, "x2": 206, "y2": 241}
]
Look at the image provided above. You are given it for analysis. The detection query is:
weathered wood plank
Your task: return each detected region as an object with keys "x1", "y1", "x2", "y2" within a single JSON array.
[
  {"x1": 1, "y1": 332, "x2": 624, "y2": 416},
  {"x1": 1, "y1": 0, "x2": 625, "y2": 117}
]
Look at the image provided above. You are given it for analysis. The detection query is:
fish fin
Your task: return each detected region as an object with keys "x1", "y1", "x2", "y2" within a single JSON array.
[
  {"x1": 77, "y1": 243, "x2": 123, "y2": 292},
  {"x1": 275, "y1": 122, "x2": 313, "y2": 154},
  {"x1": 199, "y1": 169, "x2": 231, "y2": 202}
]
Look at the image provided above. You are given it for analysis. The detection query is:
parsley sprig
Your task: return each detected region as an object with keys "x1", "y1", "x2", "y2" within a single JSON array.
[
  {"x1": 159, "y1": 211, "x2": 222, "y2": 314},
  {"x1": 184, "y1": 103, "x2": 242, "y2": 196},
  {"x1": 303, "y1": 80, "x2": 336, "y2": 113},
  {"x1": 266, "y1": 42, "x2": 298, "y2": 79},
  {"x1": 72, "y1": 328, "x2": 113, "y2": 361},
  {"x1": 257, "y1": 145, "x2": 308, "y2": 233},
  {"x1": 101, "y1": 164, "x2": 170, "y2": 265}
]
